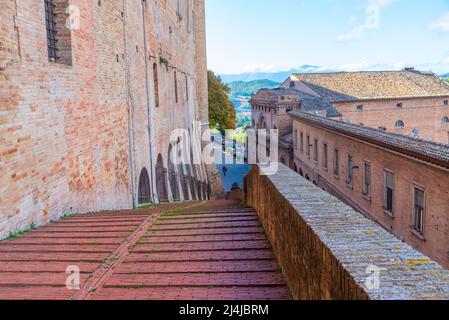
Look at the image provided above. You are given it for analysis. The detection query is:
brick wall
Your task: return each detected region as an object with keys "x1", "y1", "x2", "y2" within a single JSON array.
[
  {"x1": 335, "y1": 98, "x2": 449, "y2": 144},
  {"x1": 244, "y1": 164, "x2": 449, "y2": 300},
  {"x1": 0, "y1": 0, "x2": 212, "y2": 238}
]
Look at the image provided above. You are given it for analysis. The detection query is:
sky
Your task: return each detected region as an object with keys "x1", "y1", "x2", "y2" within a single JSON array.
[{"x1": 205, "y1": 0, "x2": 449, "y2": 75}]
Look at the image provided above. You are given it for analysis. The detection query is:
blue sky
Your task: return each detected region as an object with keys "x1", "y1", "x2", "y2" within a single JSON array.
[{"x1": 205, "y1": 0, "x2": 449, "y2": 75}]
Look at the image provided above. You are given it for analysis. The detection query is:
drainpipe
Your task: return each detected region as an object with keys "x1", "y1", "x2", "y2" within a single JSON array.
[
  {"x1": 122, "y1": 0, "x2": 137, "y2": 208},
  {"x1": 141, "y1": 0, "x2": 156, "y2": 203}
]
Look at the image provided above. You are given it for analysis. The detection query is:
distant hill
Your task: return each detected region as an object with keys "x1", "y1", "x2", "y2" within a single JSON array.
[
  {"x1": 440, "y1": 73, "x2": 449, "y2": 78},
  {"x1": 219, "y1": 65, "x2": 323, "y2": 83},
  {"x1": 228, "y1": 79, "x2": 280, "y2": 97}
]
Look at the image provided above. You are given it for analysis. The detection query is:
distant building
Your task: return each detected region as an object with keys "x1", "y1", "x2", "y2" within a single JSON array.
[
  {"x1": 282, "y1": 69, "x2": 449, "y2": 144},
  {"x1": 250, "y1": 69, "x2": 449, "y2": 268}
]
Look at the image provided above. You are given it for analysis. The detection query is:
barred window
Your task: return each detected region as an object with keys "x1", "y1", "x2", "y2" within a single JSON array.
[
  {"x1": 44, "y1": 0, "x2": 72, "y2": 65},
  {"x1": 412, "y1": 187, "x2": 425, "y2": 235},
  {"x1": 45, "y1": 0, "x2": 58, "y2": 62}
]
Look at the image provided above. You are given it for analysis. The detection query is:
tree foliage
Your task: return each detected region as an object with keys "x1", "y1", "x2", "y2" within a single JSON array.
[{"x1": 208, "y1": 70, "x2": 236, "y2": 133}]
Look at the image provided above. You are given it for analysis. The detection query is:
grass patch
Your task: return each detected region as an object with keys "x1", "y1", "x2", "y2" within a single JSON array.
[
  {"x1": 137, "y1": 202, "x2": 155, "y2": 209},
  {"x1": 3, "y1": 223, "x2": 37, "y2": 241}
]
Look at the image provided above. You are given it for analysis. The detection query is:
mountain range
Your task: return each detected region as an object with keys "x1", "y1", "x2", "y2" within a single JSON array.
[
  {"x1": 220, "y1": 65, "x2": 449, "y2": 84},
  {"x1": 227, "y1": 79, "x2": 280, "y2": 97},
  {"x1": 219, "y1": 65, "x2": 322, "y2": 83}
]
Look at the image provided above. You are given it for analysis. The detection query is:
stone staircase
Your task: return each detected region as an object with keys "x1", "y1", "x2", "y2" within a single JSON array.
[{"x1": 0, "y1": 200, "x2": 290, "y2": 300}]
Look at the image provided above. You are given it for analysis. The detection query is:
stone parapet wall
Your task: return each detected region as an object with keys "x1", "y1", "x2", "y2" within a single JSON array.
[{"x1": 244, "y1": 164, "x2": 449, "y2": 300}]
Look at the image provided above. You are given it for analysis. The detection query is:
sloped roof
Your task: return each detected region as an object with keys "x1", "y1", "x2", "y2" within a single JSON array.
[
  {"x1": 299, "y1": 92, "x2": 342, "y2": 117},
  {"x1": 289, "y1": 110, "x2": 449, "y2": 169},
  {"x1": 291, "y1": 70, "x2": 449, "y2": 102}
]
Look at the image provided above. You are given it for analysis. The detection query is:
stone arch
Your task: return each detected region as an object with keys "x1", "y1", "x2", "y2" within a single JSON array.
[
  {"x1": 178, "y1": 164, "x2": 189, "y2": 201},
  {"x1": 305, "y1": 174, "x2": 310, "y2": 181},
  {"x1": 257, "y1": 115, "x2": 267, "y2": 130},
  {"x1": 395, "y1": 120, "x2": 405, "y2": 129},
  {"x1": 156, "y1": 154, "x2": 168, "y2": 202},
  {"x1": 294, "y1": 163, "x2": 298, "y2": 173},
  {"x1": 168, "y1": 145, "x2": 180, "y2": 201},
  {"x1": 138, "y1": 168, "x2": 151, "y2": 205},
  {"x1": 299, "y1": 168, "x2": 304, "y2": 177},
  {"x1": 442, "y1": 116, "x2": 449, "y2": 125}
]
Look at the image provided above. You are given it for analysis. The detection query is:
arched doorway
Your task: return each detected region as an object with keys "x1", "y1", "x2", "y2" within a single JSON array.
[
  {"x1": 178, "y1": 164, "x2": 189, "y2": 201},
  {"x1": 138, "y1": 168, "x2": 151, "y2": 205},
  {"x1": 168, "y1": 145, "x2": 180, "y2": 201},
  {"x1": 156, "y1": 154, "x2": 168, "y2": 202}
]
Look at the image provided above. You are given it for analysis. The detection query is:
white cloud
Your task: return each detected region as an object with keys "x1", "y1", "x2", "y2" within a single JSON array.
[
  {"x1": 241, "y1": 64, "x2": 285, "y2": 73},
  {"x1": 337, "y1": 0, "x2": 394, "y2": 42},
  {"x1": 333, "y1": 61, "x2": 408, "y2": 72},
  {"x1": 429, "y1": 12, "x2": 449, "y2": 32}
]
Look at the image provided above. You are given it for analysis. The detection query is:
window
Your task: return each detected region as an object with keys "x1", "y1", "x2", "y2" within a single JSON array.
[
  {"x1": 395, "y1": 120, "x2": 405, "y2": 129},
  {"x1": 323, "y1": 143, "x2": 328, "y2": 170},
  {"x1": 333, "y1": 148, "x2": 339, "y2": 177},
  {"x1": 442, "y1": 116, "x2": 449, "y2": 125},
  {"x1": 45, "y1": 0, "x2": 58, "y2": 62},
  {"x1": 356, "y1": 105, "x2": 364, "y2": 111},
  {"x1": 444, "y1": 100, "x2": 448, "y2": 106},
  {"x1": 396, "y1": 103, "x2": 403, "y2": 108},
  {"x1": 313, "y1": 138, "x2": 318, "y2": 162},
  {"x1": 174, "y1": 71, "x2": 178, "y2": 103},
  {"x1": 363, "y1": 162, "x2": 371, "y2": 197},
  {"x1": 412, "y1": 187, "x2": 425, "y2": 235},
  {"x1": 44, "y1": 0, "x2": 72, "y2": 65},
  {"x1": 153, "y1": 63, "x2": 159, "y2": 108},
  {"x1": 294, "y1": 129, "x2": 298, "y2": 149},
  {"x1": 346, "y1": 154, "x2": 353, "y2": 186},
  {"x1": 289, "y1": 81, "x2": 296, "y2": 88},
  {"x1": 300, "y1": 132, "x2": 304, "y2": 153},
  {"x1": 384, "y1": 171, "x2": 394, "y2": 214},
  {"x1": 306, "y1": 135, "x2": 311, "y2": 158}
]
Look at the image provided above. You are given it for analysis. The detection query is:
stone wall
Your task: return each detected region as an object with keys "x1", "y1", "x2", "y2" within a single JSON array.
[{"x1": 244, "y1": 164, "x2": 449, "y2": 300}]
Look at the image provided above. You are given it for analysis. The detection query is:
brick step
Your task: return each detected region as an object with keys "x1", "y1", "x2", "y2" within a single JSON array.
[
  {"x1": 0, "y1": 272, "x2": 90, "y2": 286},
  {"x1": 162, "y1": 209, "x2": 256, "y2": 217},
  {"x1": 55, "y1": 217, "x2": 146, "y2": 224},
  {"x1": 139, "y1": 233, "x2": 267, "y2": 244},
  {"x1": 148, "y1": 227, "x2": 264, "y2": 237},
  {"x1": 20, "y1": 232, "x2": 132, "y2": 238},
  {"x1": 115, "y1": 260, "x2": 280, "y2": 274},
  {"x1": 104, "y1": 271, "x2": 286, "y2": 288},
  {"x1": 37, "y1": 226, "x2": 138, "y2": 233},
  {"x1": 158, "y1": 213, "x2": 257, "y2": 221},
  {"x1": 153, "y1": 221, "x2": 260, "y2": 231},
  {"x1": 92, "y1": 286, "x2": 291, "y2": 300},
  {"x1": 0, "y1": 261, "x2": 101, "y2": 273},
  {"x1": 0, "y1": 252, "x2": 109, "y2": 262},
  {"x1": 48, "y1": 221, "x2": 143, "y2": 228},
  {"x1": 126, "y1": 249, "x2": 275, "y2": 262},
  {"x1": 133, "y1": 240, "x2": 271, "y2": 253},
  {"x1": 155, "y1": 217, "x2": 258, "y2": 225},
  {"x1": 0, "y1": 287, "x2": 73, "y2": 300},
  {"x1": 0, "y1": 244, "x2": 118, "y2": 253},
  {"x1": 10, "y1": 238, "x2": 124, "y2": 245}
]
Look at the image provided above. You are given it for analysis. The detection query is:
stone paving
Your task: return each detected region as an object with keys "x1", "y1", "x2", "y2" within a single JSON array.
[{"x1": 0, "y1": 201, "x2": 290, "y2": 300}]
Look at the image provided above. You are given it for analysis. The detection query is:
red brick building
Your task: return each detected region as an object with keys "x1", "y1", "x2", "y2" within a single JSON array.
[
  {"x1": 281, "y1": 69, "x2": 449, "y2": 144},
  {"x1": 250, "y1": 70, "x2": 449, "y2": 268},
  {"x1": 291, "y1": 111, "x2": 449, "y2": 268},
  {"x1": 0, "y1": 0, "x2": 216, "y2": 238}
]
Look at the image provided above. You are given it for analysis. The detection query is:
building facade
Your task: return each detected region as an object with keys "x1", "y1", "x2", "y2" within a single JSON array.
[
  {"x1": 291, "y1": 111, "x2": 449, "y2": 268},
  {"x1": 281, "y1": 70, "x2": 449, "y2": 144},
  {"x1": 0, "y1": 0, "x2": 215, "y2": 238}
]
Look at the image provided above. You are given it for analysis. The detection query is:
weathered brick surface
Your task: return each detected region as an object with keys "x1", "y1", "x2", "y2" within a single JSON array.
[
  {"x1": 0, "y1": 0, "x2": 214, "y2": 238},
  {"x1": 0, "y1": 201, "x2": 290, "y2": 300},
  {"x1": 244, "y1": 164, "x2": 449, "y2": 300}
]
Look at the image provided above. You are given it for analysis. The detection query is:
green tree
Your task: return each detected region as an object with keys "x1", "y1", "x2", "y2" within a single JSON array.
[{"x1": 208, "y1": 70, "x2": 236, "y2": 133}]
